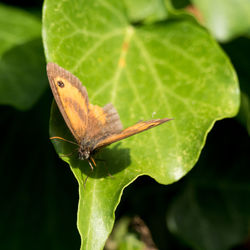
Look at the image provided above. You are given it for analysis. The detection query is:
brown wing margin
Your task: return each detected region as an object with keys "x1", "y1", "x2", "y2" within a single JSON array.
[
  {"x1": 94, "y1": 118, "x2": 172, "y2": 149},
  {"x1": 47, "y1": 63, "x2": 89, "y2": 142}
]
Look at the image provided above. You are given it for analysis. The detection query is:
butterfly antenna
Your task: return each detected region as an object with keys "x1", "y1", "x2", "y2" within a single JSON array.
[{"x1": 50, "y1": 136, "x2": 78, "y2": 146}]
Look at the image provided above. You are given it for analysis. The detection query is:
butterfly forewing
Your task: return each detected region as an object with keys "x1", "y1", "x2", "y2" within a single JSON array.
[
  {"x1": 94, "y1": 118, "x2": 171, "y2": 149},
  {"x1": 47, "y1": 63, "x2": 89, "y2": 143}
]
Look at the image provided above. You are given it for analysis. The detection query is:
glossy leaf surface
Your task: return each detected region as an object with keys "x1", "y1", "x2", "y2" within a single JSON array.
[{"x1": 43, "y1": 0, "x2": 240, "y2": 249}]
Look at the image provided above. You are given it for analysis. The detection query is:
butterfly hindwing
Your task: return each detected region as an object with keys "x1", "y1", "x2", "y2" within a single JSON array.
[
  {"x1": 86, "y1": 103, "x2": 123, "y2": 145},
  {"x1": 47, "y1": 63, "x2": 89, "y2": 143}
]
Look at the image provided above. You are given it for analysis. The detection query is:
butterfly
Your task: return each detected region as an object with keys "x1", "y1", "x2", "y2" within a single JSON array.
[{"x1": 47, "y1": 62, "x2": 171, "y2": 169}]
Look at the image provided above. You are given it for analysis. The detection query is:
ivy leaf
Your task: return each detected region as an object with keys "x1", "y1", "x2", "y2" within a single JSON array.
[
  {"x1": 43, "y1": 0, "x2": 239, "y2": 249},
  {"x1": 0, "y1": 4, "x2": 47, "y2": 110},
  {"x1": 124, "y1": 0, "x2": 168, "y2": 23},
  {"x1": 191, "y1": 0, "x2": 250, "y2": 42},
  {"x1": 223, "y1": 38, "x2": 250, "y2": 136}
]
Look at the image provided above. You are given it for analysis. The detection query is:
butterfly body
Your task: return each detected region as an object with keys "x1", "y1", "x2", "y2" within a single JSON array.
[
  {"x1": 47, "y1": 62, "x2": 171, "y2": 166},
  {"x1": 78, "y1": 141, "x2": 91, "y2": 160},
  {"x1": 78, "y1": 134, "x2": 102, "y2": 160}
]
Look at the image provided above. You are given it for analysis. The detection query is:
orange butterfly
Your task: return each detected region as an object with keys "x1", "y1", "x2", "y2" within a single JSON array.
[{"x1": 47, "y1": 63, "x2": 171, "y2": 169}]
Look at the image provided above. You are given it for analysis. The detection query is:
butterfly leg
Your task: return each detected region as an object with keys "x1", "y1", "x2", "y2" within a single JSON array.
[
  {"x1": 88, "y1": 155, "x2": 97, "y2": 171},
  {"x1": 87, "y1": 160, "x2": 94, "y2": 171},
  {"x1": 90, "y1": 156, "x2": 96, "y2": 169},
  {"x1": 84, "y1": 157, "x2": 96, "y2": 188},
  {"x1": 83, "y1": 160, "x2": 92, "y2": 189},
  {"x1": 83, "y1": 175, "x2": 89, "y2": 189}
]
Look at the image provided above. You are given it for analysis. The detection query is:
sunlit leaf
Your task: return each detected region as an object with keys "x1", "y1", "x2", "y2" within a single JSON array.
[
  {"x1": 43, "y1": 0, "x2": 240, "y2": 249},
  {"x1": 191, "y1": 0, "x2": 250, "y2": 42}
]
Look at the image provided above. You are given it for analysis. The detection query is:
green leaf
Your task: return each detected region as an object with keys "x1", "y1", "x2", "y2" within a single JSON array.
[
  {"x1": 238, "y1": 92, "x2": 250, "y2": 135},
  {"x1": 43, "y1": 0, "x2": 240, "y2": 249},
  {"x1": 124, "y1": 0, "x2": 168, "y2": 24},
  {"x1": 191, "y1": 0, "x2": 250, "y2": 42},
  {"x1": 0, "y1": 4, "x2": 47, "y2": 110},
  {"x1": 167, "y1": 120, "x2": 250, "y2": 250},
  {"x1": 222, "y1": 37, "x2": 250, "y2": 135},
  {"x1": 106, "y1": 217, "x2": 145, "y2": 250}
]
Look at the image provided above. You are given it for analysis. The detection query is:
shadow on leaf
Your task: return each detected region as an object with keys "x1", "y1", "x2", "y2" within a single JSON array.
[
  {"x1": 69, "y1": 143, "x2": 131, "y2": 179},
  {"x1": 50, "y1": 102, "x2": 131, "y2": 178}
]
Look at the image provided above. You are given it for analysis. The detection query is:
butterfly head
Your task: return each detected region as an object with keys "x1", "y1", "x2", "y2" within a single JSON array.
[
  {"x1": 78, "y1": 146, "x2": 91, "y2": 160},
  {"x1": 78, "y1": 139, "x2": 94, "y2": 160}
]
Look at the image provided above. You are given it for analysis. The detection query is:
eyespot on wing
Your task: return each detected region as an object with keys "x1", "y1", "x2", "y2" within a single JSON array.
[{"x1": 47, "y1": 62, "x2": 89, "y2": 142}]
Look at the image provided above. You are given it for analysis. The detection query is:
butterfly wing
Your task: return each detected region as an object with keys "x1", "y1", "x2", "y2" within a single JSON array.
[
  {"x1": 85, "y1": 103, "x2": 123, "y2": 145},
  {"x1": 47, "y1": 63, "x2": 89, "y2": 143},
  {"x1": 94, "y1": 118, "x2": 171, "y2": 149}
]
